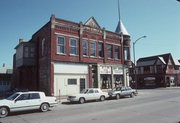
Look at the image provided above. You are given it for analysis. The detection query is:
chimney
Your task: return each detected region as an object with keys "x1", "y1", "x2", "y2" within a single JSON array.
[
  {"x1": 3, "y1": 63, "x2": 5, "y2": 67},
  {"x1": 19, "y1": 38, "x2": 24, "y2": 43}
]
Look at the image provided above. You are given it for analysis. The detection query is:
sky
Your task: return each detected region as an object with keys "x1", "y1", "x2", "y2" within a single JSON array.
[{"x1": 0, "y1": 0, "x2": 180, "y2": 67}]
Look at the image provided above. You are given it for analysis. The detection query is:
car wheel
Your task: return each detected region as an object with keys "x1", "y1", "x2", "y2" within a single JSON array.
[
  {"x1": 79, "y1": 98, "x2": 85, "y2": 104},
  {"x1": 116, "y1": 94, "x2": 120, "y2": 100},
  {"x1": 40, "y1": 103, "x2": 49, "y2": 112},
  {"x1": 130, "y1": 93, "x2": 134, "y2": 98},
  {"x1": 99, "y1": 96, "x2": 105, "y2": 101},
  {"x1": 0, "y1": 107, "x2": 9, "y2": 118}
]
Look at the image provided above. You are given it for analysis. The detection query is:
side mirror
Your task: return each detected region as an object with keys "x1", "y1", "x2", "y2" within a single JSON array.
[
  {"x1": 14, "y1": 99, "x2": 17, "y2": 103},
  {"x1": 14, "y1": 98, "x2": 19, "y2": 103}
]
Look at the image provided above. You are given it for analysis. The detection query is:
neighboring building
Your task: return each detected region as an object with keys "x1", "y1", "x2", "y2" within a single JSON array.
[
  {"x1": 174, "y1": 59, "x2": 180, "y2": 86},
  {"x1": 129, "y1": 53, "x2": 180, "y2": 88},
  {"x1": 0, "y1": 64, "x2": 13, "y2": 95},
  {"x1": 13, "y1": 14, "x2": 131, "y2": 96}
]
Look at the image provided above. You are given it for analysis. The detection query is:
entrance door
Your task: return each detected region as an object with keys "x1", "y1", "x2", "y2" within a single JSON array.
[{"x1": 80, "y1": 78, "x2": 85, "y2": 92}]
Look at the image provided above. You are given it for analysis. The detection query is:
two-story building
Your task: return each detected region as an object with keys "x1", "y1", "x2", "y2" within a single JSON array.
[
  {"x1": 129, "y1": 53, "x2": 180, "y2": 88},
  {"x1": 13, "y1": 14, "x2": 131, "y2": 96}
]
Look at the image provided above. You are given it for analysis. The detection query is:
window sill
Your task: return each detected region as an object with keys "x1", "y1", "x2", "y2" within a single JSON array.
[
  {"x1": 83, "y1": 55, "x2": 89, "y2": 57},
  {"x1": 56, "y1": 53, "x2": 66, "y2": 56},
  {"x1": 70, "y1": 54, "x2": 79, "y2": 57},
  {"x1": 90, "y1": 56, "x2": 98, "y2": 58}
]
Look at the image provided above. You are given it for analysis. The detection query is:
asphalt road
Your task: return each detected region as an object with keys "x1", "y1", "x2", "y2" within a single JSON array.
[{"x1": 1, "y1": 88, "x2": 180, "y2": 123}]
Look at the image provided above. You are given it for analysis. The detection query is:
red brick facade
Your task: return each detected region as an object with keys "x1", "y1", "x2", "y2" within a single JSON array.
[{"x1": 13, "y1": 14, "x2": 131, "y2": 96}]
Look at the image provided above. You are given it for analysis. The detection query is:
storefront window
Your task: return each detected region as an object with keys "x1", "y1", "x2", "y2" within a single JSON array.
[
  {"x1": 101, "y1": 75, "x2": 112, "y2": 89},
  {"x1": 68, "y1": 79, "x2": 77, "y2": 85},
  {"x1": 114, "y1": 75, "x2": 123, "y2": 87}
]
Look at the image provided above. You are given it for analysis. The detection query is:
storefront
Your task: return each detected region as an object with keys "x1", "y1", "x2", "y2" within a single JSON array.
[
  {"x1": 144, "y1": 77, "x2": 156, "y2": 87},
  {"x1": 98, "y1": 64, "x2": 128, "y2": 89},
  {"x1": 99, "y1": 65, "x2": 112, "y2": 89},
  {"x1": 113, "y1": 66, "x2": 124, "y2": 87}
]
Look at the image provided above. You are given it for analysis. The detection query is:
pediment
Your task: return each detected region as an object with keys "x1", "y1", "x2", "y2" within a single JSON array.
[{"x1": 84, "y1": 17, "x2": 101, "y2": 29}]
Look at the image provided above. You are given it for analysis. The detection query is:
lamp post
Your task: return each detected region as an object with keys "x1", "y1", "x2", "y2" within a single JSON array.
[{"x1": 133, "y1": 36, "x2": 147, "y2": 93}]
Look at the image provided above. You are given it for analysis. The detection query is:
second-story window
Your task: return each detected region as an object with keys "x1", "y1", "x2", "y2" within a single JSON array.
[
  {"x1": 114, "y1": 45, "x2": 120, "y2": 60},
  {"x1": 57, "y1": 36, "x2": 66, "y2": 54},
  {"x1": 90, "y1": 41, "x2": 96, "y2": 57},
  {"x1": 70, "y1": 38, "x2": 78, "y2": 55},
  {"x1": 82, "y1": 40, "x2": 88, "y2": 56},
  {"x1": 42, "y1": 38, "x2": 45, "y2": 56},
  {"x1": 24, "y1": 47, "x2": 29, "y2": 58},
  {"x1": 107, "y1": 44, "x2": 113, "y2": 59},
  {"x1": 98, "y1": 42, "x2": 104, "y2": 57},
  {"x1": 30, "y1": 47, "x2": 35, "y2": 58},
  {"x1": 157, "y1": 65, "x2": 163, "y2": 72},
  {"x1": 124, "y1": 47, "x2": 130, "y2": 60}
]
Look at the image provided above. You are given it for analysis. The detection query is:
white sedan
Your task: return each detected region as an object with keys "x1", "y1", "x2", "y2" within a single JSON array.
[
  {"x1": 0, "y1": 91, "x2": 58, "y2": 118},
  {"x1": 67, "y1": 88, "x2": 109, "y2": 104}
]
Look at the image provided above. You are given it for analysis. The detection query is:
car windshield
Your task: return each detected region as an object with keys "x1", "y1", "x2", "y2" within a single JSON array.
[
  {"x1": 6, "y1": 93, "x2": 20, "y2": 100},
  {"x1": 81, "y1": 89, "x2": 88, "y2": 94}
]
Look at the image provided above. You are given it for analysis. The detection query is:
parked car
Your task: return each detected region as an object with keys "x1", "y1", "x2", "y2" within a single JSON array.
[
  {"x1": 0, "y1": 91, "x2": 58, "y2": 118},
  {"x1": 67, "y1": 88, "x2": 109, "y2": 104},
  {"x1": 108, "y1": 86, "x2": 136, "y2": 99}
]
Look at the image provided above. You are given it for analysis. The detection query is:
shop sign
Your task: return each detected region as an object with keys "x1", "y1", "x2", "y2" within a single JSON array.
[
  {"x1": 100, "y1": 66, "x2": 111, "y2": 74},
  {"x1": 113, "y1": 67, "x2": 123, "y2": 74},
  {"x1": 170, "y1": 77, "x2": 174, "y2": 80},
  {"x1": 144, "y1": 77, "x2": 155, "y2": 80}
]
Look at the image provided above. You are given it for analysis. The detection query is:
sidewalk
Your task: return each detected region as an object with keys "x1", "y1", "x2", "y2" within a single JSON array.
[
  {"x1": 56, "y1": 95, "x2": 69, "y2": 103},
  {"x1": 158, "y1": 86, "x2": 180, "y2": 89}
]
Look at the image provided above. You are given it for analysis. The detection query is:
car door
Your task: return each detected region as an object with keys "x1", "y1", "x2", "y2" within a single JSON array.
[
  {"x1": 11, "y1": 93, "x2": 30, "y2": 112},
  {"x1": 125, "y1": 87, "x2": 131, "y2": 96},
  {"x1": 94, "y1": 89, "x2": 101, "y2": 99},
  {"x1": 120, "y1": 87, "x2": 127, "y2": 96},
  {"x1": 86, "y1": 89, "x2": 95, "y2": 100},
  {"x1": 28, "y1": 93, "x2": 42, "y2": 110}
]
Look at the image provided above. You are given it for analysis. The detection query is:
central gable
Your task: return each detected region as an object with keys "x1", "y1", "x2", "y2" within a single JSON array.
[{"x1": 84, "y1": 17, "x2": 101, "y2": 29}]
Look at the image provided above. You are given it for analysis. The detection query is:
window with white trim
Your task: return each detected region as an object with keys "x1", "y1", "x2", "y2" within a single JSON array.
[
  {"x1": 90, "y1": 41, "x2": 96, "y2": 57},
  {"x1": 107, "y1": 44, "x2": 113, "y2": 59},
  {"x1": 82, "y1": 40, "x2": 88, "y2": 56},
  {"x1": 70, "y1": 38, "x2": 78, "y2": 55},
  {"x1": 98, "y1": 42, "x2": 104, "y2": 57},
  {"x1": 124, "y1": 47, "x2": 130, "y2": 60},
  {"x1": 114, "y1": 45, "x2": 120, "y2": 59},
  {"x1": 57, "y1": 36, "x2": 66, "y2": 54}
]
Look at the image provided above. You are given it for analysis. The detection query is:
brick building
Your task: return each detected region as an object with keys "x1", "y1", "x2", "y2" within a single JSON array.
[
  {"x1": 13, "y1": 14, "x2": 131, "y2": 96},
  {"x1": 129, "y1": 53, "x2": 180, "y2": 88}
]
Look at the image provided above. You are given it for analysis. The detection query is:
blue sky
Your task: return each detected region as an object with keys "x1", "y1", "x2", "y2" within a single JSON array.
[{"x1": 0, "y1": 0, "x2": 180, "y2": 67}]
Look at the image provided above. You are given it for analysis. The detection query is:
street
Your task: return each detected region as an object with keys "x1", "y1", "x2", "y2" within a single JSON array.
[{"x1": 1, "y1": 88, "x2": 180, "y2": 123}]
